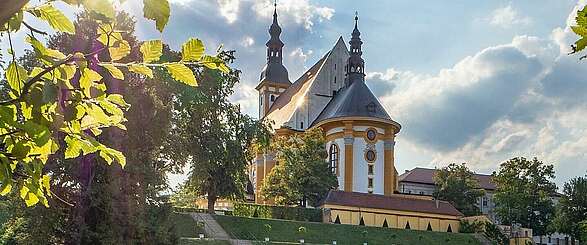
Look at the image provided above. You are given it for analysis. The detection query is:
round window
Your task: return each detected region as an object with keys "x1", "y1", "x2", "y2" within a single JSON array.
[
  {"x1": 365, "y1": 150, "x2": 376, "y2": 162},
  {"x1": 366, "y1": 129, "x2": 377, "y2": 141}
]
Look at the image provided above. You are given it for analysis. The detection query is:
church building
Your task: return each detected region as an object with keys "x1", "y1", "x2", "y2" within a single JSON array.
[{"x1": 251, "y1": 5, "x2": 463, "y2": 232}]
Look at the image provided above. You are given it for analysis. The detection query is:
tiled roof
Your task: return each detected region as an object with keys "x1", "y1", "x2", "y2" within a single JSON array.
[
  {"x1": 398, "y1": 167, "x2": 496, "y2": 191},
  {"x1": 311, "y1": 77, "x2": 394, "y2": 126},
  {"x1": 322, "y1": 190, "x2": 463, "y2": 217}
]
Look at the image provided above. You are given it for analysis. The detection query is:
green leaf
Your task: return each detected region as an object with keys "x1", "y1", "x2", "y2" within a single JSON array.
[
  {"x1": 0, "y1": 182, "x2": 12, "y2": 196},
  {"x1": 143, "y1": 0, "x2": 170, "y2": 32},
  {"x1": 42, "y1": 175, "x2": 51, "y2": 196},
  {"x1": 572, "y1": 26, "x2": 587, "y2": 37},
  {"x1": 24, "y1": 192, "x2": 40, "y2": 207},
  {"x1": 140, "y1": 40, "x2": 163, "y2": 63},
  {"x1": 5, "y1": 62, "x2": 27, "y2": 93},
  {"x1": 64, "y1": 135, "x2": 82, "y2": 158},
  {"x1": 26, "y1": 35, "x2": 66, "y2": 60},
  {"x1": 99, "y1": 64, "x2": 124, "y2": 80},
  {"x1": 574, "y1": 37, "x2": 587, "y2": 53},
  {"x1": 201, "y1": 55, "x2": 229, "y2": 73},
  {"x1": 99, "y1": 100, "x2": 123, "y2": 117},
  {"x1": 128, "y1": 64, "x2": 153, "y2": 78},
  {"x1": 107, "y1": 94, "x2": 130, "y2": 109},
  {"x1": 82, "y1": 0, "x2": 115, "y2": 19},
  {"x1": 181, "y1": 38, "x2": 205, "y2": 61},
  {"x1": 87, "y1": 104, "x2": 110, "y2": 124},
  {"x1": 80, "y1": 68, "x2": 103, "y2": 97},
  {"x1": 109, "y1": 40, "x2": 131, "y2": 61},
  {"x1": 165, "y1": 63, "x2": 197, "y2": 86},
  {"x1": 32, "y1": 4, "x2": 75, "y2": 34}
]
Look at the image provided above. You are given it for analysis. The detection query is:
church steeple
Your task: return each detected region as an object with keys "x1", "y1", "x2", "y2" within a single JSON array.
[
  {"x1": 256, "y1": 1, "x2": 291, "y2": 119},
  {"x1": 267, "y1": 2, "x2": 284, "y2": 64},
  {"x1": 346, "y1": 12, "x2": 365, "y2": 85}
]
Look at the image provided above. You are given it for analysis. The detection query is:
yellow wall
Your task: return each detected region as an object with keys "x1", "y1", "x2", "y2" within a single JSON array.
[{"x1": 325, "y1": 204, "x2": 461, "y2": 233}]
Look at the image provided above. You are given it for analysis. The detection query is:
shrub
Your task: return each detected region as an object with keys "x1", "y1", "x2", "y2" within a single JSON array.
[
  {"x1": 459, "y1": 220, "x2": 485, "y2": 233},
  {"x1": 233, "y1": 203, "x2": 323, "y2": 222},
  {"x1": 484, "y1": 222, "x2": 508, "y2": 245}
]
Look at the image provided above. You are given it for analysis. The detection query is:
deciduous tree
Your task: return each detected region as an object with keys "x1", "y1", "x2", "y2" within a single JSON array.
[
  {"x1": 262, "y1": 128, "x2": 338, "y2": 207},
  {"x1": 552, "y1": 174, "x2": 587, "y2": 242},
  {"x1": 492, "y1": 157, "x2": 556, "y2": 237},
  {"x1": 433, "y1": 163, "x2": 485, "y2": 216}
]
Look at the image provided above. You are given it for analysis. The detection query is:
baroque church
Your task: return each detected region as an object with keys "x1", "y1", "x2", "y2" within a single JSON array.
[{"x1": 251, "y1": 5, "x2": 463, "y2": 232}]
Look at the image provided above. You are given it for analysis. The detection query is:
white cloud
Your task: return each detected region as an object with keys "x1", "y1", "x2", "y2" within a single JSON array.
[
  {"x1": 488, "y1": 4, "x2": 532, "y2": 29},
  {"x1": 374, "y1": 7, "x2": 587, "y2": 182},
  {"x1": 241, "y1": 36, "x2": 255, "y2": 47},
  {"x1": 218, "y1": 0, "x2": 240, "y2": 23},
  {"x1": 252, "y1": 0, "x2": 334, "y2": 30}
]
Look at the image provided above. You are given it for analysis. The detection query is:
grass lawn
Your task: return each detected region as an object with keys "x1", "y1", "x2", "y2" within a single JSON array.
[
  {"x1": 214, "y1": 215, "x2": 481, "y2": 245},
  {"x1": 178, "y1": 238, "x2": 231, "y2": 245}
]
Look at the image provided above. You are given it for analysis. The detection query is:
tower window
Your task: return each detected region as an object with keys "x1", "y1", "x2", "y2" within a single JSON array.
[
  {"x1": 300, "y1": 122, "x2": 304, "y2": 129},
  {"x1": 329, "y1": 144, "x2": 339, "y2": 175},
  {"x1": 368, "y1": 165, "x2": 373, "y2": 175},
  {"x1": 270, "y1": 94, "x2": 276, "y2": 102},
  {"x1": 260, "y1": 95, "x2": 263, "y2": 105},
  {"x1": 368, "y1": 177, "x2": 373, "y2": 189}
]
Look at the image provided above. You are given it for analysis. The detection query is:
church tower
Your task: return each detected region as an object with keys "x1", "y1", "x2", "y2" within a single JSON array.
[{"x1": 256, "y1": 2, "x2": 291, "y2": 119}]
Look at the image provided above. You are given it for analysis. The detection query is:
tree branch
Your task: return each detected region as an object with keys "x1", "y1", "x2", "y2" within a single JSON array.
[
  {"x1": 22, "y1": 21, "x2": 48, "y2": 35},
  {"x1": 0, "y1": 55, "x2": 73, "y2": 106}
]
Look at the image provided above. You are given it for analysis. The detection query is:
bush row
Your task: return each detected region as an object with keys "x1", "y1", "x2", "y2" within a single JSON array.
[{"x1": 233, "y1": 203, "x2": 322, "y2": 222}]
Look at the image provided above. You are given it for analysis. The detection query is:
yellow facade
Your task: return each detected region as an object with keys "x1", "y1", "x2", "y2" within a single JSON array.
[{"x1": 325, "y1": 204, "x2": 461, "y2": 233}]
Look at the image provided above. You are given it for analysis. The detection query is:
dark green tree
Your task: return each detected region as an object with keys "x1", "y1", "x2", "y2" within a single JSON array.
[
  {"x1": 492, "y1": 157, "x2": 556, "y2": 238},
  {"x1": 172, "y1": 53, "x2": 265, "y2": 213},
  {"x1": 261, "y1": 128, "x2": 338, "y2": 207},
  {"x1": 433, "y1": 163, "x2": 485, "y2": 216},
  {"x1": 552, "y1": 174, "x2": 587, "y2": 242}
]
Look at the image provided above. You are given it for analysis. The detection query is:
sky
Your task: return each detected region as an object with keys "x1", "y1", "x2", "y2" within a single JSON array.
[{"x1": 2, "y1": 0, "x2": 587, "y2": 189}]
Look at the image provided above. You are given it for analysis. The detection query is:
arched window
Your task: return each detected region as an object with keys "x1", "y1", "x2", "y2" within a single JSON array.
[{"x1": 329, "y1": 144, "x2": 339, "y2": 174}]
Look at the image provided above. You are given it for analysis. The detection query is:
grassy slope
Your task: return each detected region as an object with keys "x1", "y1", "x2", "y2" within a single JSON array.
[
  {"x1": 172, "y1": 213, "x2": 231, "y2": 245},
  {"x1": 215, "y1": 215, "x2": 481, "y2": 245}
]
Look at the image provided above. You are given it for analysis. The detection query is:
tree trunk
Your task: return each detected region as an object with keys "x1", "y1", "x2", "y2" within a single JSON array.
[
  {"x1": 207, "y1": 183, "x2": 217, "y2": 214},
  {"x1": 207, "y1": 194, "x2": 217, "y2": 214}
]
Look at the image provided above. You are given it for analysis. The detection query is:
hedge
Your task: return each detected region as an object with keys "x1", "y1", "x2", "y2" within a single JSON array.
[
  {"x1": 172, "y1": 207, "x2": 233, "y2": 215},
  {"x1": 233, "y1": 203, "x2": 322, "y2": 222}
]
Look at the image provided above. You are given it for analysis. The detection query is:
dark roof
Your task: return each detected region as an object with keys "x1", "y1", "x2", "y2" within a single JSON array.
[
  {"x1": 259, "y1": 62, "x2": 291, "y2": 86},
  {"x1": 322, "y1": 191, "x2": 463, "y2": 217},
  {"x1": 265, "y1": 52, "x2": 330, "y2": 116},
  {"x1": 398, "y1": 167, "x2": 496, "y2": 191},
  {"x1": 311, "y1": 79, "x2": 393, "y2": 126}
]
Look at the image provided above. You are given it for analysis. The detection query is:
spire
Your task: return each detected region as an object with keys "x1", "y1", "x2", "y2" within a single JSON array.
[
  {"x1": 258, "y1": 1, "x2": 291, "y2": 86},
  {"x1": 346, "y1": 11, "x2": 365, "y2": 85},
  {"x1": 267, "y1": 1, "x2": 284, "y2": 63}
]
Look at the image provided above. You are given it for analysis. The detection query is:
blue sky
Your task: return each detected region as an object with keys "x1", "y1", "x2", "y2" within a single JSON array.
[{"x1": 2, "y1": 0, "x2": 587, "y2": 188}]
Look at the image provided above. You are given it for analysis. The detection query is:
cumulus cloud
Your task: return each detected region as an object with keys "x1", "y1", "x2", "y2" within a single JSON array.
[
  {"x1": 366, "y1": 69, "x2": 398, "y2": 97},
  {"x1": 218, "y1": 0, "x2": 240, "y2": 23},
  {"x1": 488, "y1": 4, "x2": 532, "y2": 29},
  {"x1": 252, "y1": 0, "x2": 334, "y2": 30},
  {"x1": 375, "y1": 2, "x2": 587, "y2": 182}
]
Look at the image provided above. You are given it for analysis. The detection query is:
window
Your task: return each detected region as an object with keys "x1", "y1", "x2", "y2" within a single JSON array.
[
  {"x1": 300, "y1": 122, "x2": 304, "y2": 129},
  {"x1": 368, "y1": 165, "x2": 373, "y2": 175},
  {"x1": 334, "y1": 76, "x2": 336, "y2": 84},
  {"x1": 368, "y1": 177, "x2": 373, "y2": 189},
  {"x1": 483, "y1": 197, "x2": 488, "y2": 207},
  {"x1": 329, "y1": 144, "x2": 339, "y2": 174},
  {"x1": 365, "y1": 128, "x2": 377, "y2": 142},
  {"x1": 270, "y1": 94, "x2": 276, "y2": 102},
  {"x1": 419, "y1": 191, "x2": 424, "y2": 195},
  {"x1": 365, "y1": 150, "x2": 376, "y2": 162},
  {"x1": 259, "y1": 95, "x2": 263, "y2": 105}
]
